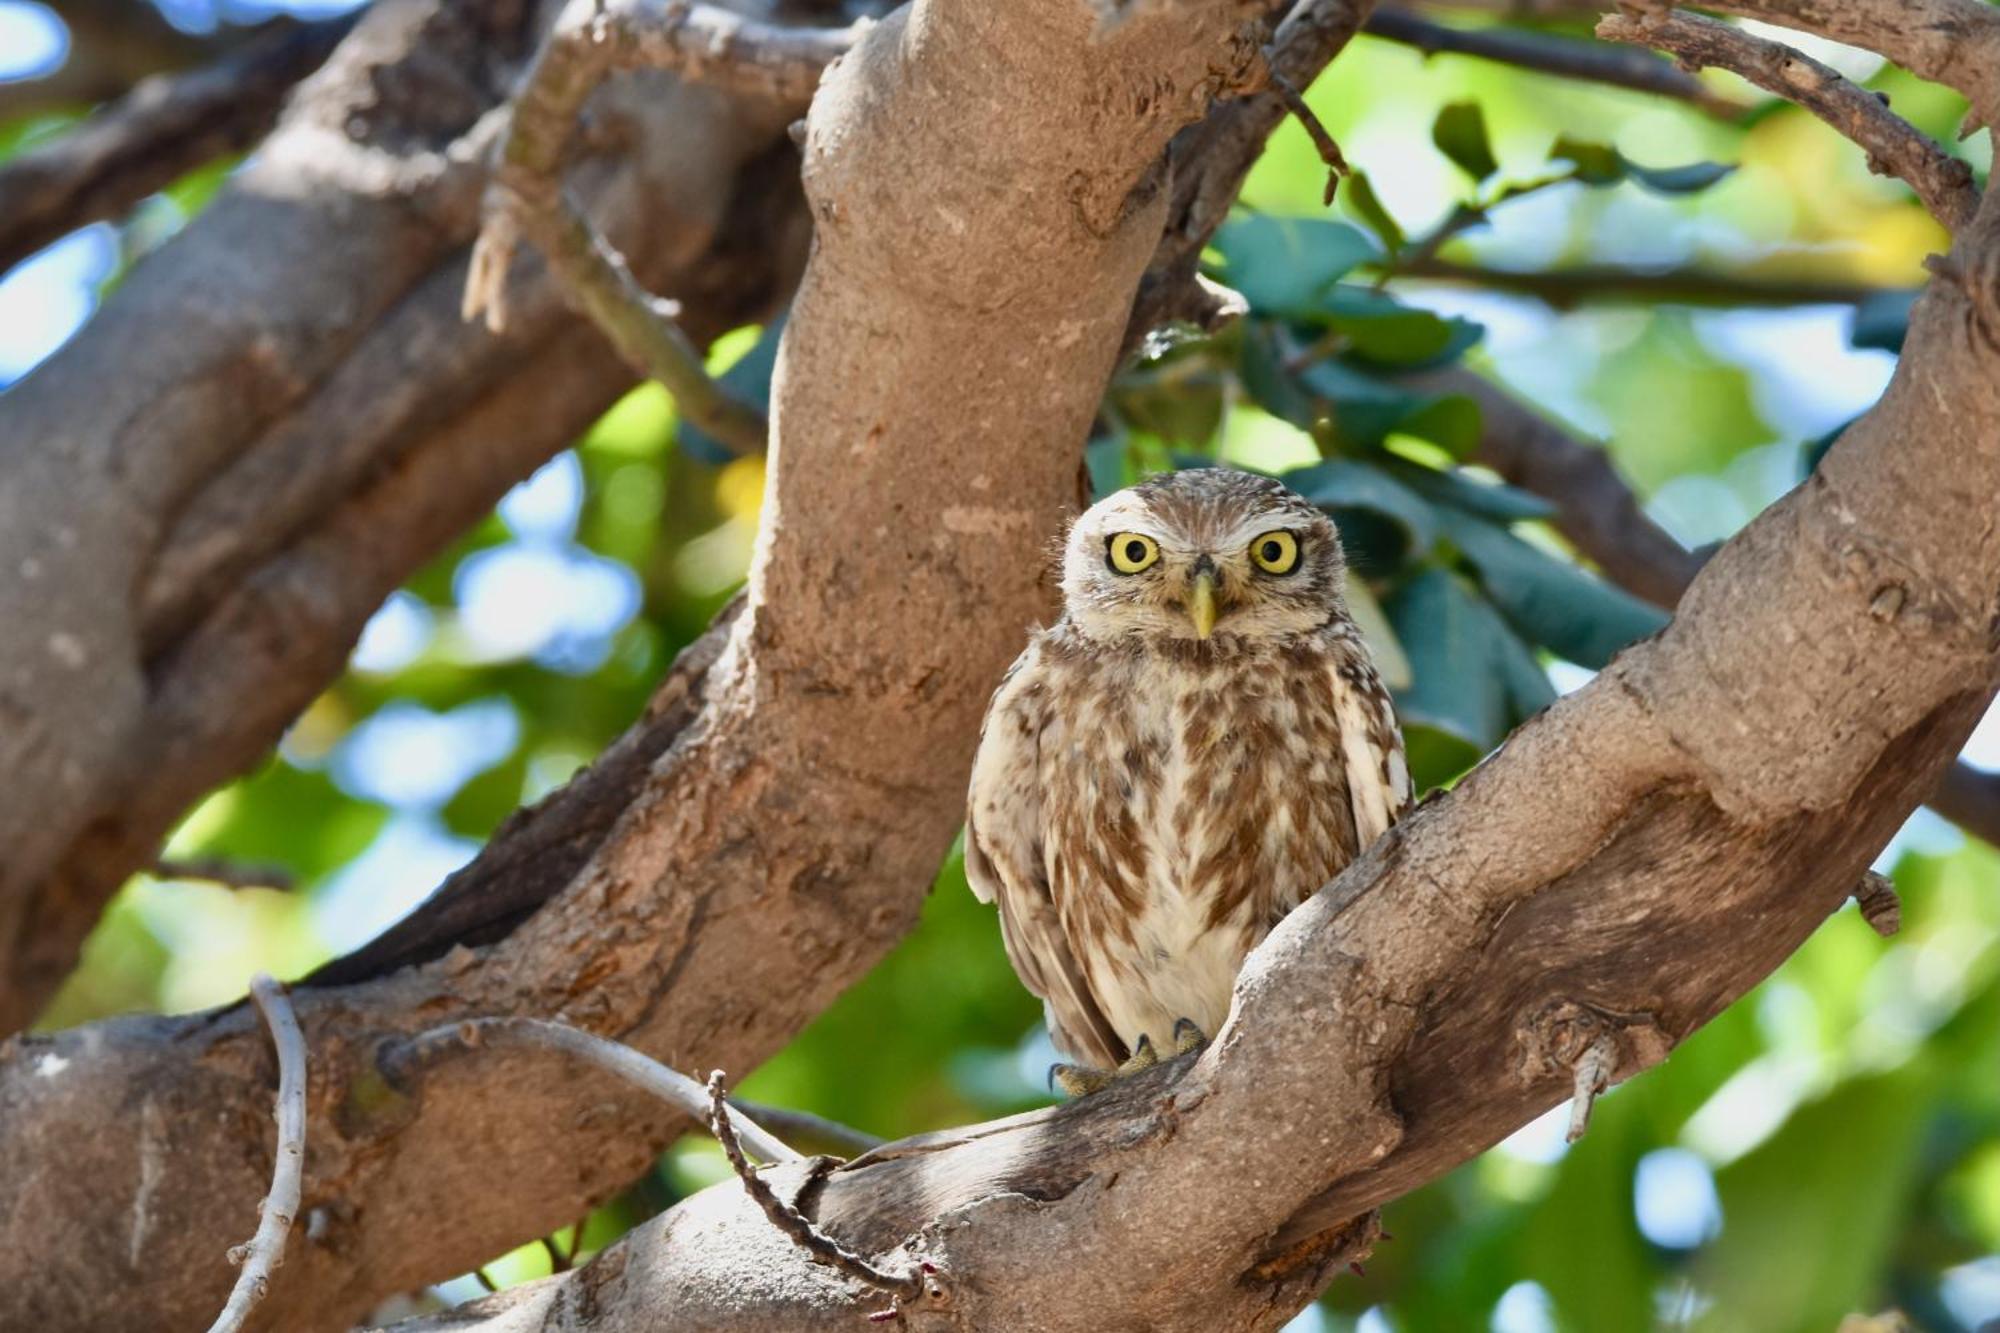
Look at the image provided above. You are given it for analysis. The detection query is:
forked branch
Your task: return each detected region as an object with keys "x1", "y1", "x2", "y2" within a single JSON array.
[{"x1": 1599, "y1": 10, "x2": 1978, "y2": 231}]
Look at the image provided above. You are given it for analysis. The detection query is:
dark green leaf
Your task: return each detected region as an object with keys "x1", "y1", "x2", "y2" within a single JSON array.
[
  {"x1": 1211, "y1": 215, "x2": 1380, "y2": 316},
  {"x1": 1086, "y1": 437, "x2": 1130, "y2": 500},
  {"x1": 1550, "y1": 135, "x2": 1734, "y2": 195},
  {"x1": 1281, "y1": 458, "x2": 1439, "y2": 559},
  {"x1": 1319, "y1": 287, "x2": 1484, "y2": 368},
  {"x1": 1850, "y1": 289, "x2": 1916, "y2": 353},
  {"x1": 1342, "y1": 169, "x2": 1405, "y2": 253},
  {"x1": 1379, "y1": 456, "x2": 1553, "y2": 520},
  {"x1": 1238, "y1": 322, "x2": 1322, "y2": 428},
  {"x1": 1444, "y1": 512, "x2": 1668, "y2": 667},
  {"x1": 1433, "y1": 102, "x2": 1499, "y2": 183},
  {"x1": 1385, "y1": 566, "x2": 1513, "y2": 752}
]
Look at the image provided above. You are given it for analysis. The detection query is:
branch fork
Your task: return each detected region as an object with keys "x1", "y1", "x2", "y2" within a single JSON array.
[{"x1": 1518, "y1": 999, "x2": 1670, "y2": 1143}]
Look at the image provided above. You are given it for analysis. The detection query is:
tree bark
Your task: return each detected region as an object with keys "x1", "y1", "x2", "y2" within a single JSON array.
[
  {"x1": 0, "y1": 0, "x2": 1296, "y2": 1325},
  {"x1": 0, "y1": 0, "x2": 811, "y2": 1032},
  {"x1": 370, "y1": 178, "x2": 2000, "y2": 1333}
]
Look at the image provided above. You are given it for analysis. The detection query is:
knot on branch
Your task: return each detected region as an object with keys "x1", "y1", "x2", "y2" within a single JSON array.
[
  {"x1": 1854, "y1": 870, "x2": 1902, "y2": 937},
  {"x1": 1517, "y1": 999, "x2": 1671, "y2": 1143}
]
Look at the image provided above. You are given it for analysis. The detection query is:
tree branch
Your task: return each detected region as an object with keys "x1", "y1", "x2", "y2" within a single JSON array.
[
  {"x1": 1599, "y1": 9, "x2": 1978, "y2": 232},
  {"x1": 205, "y1": 975, "x2": 307, "y2": 1333},
  {"x1": 1694, "y1": 0, "x2": 2000, "y2": 135},
  {"x1": 1363, "y1": 6, "x2": 1749, "y2": 116},
  {"x1": 1413, "y1": 362, "x2": 2000, "y2": 849},
  {"x1": 1396, "y1": 253, "x2": 1901, "y2": 309},
  {"x1": 380, "y1": 185, "x2": 2000, "y2": 1332},
  {"x1": 0, "y1": 15, "x2": 352, "y2": 274},
  {"x1": 462, "y1": 0, "x2": 846, "y2": 453}
]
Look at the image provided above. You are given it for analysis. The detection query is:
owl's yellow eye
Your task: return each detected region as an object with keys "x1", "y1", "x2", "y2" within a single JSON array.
[
  {"x1": 1250, "y1": 530, "x2": 1300, "y2": 574},
  {"x1": 1106, "y1": 532, "x2": 1160, "y2": 574}
]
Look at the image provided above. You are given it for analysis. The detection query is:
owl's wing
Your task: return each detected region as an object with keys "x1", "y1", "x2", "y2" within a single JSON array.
[
  {"x1": 1332, "y1": 646, "x2": 1413, "y2": 847},
  {"x1": 965, "y1": 641, "x2": 1126, "y2": 1070}
]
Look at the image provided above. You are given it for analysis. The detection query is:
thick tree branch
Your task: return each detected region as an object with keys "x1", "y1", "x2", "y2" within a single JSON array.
[
  {"x1": 380, "y1": 187, "x2": 2000, "y2": 1333},
  {"x1": 1413, "y1": 362, "x2": 2000, "y2": 848},
  {"x1": 0, "y1": 0, "x2": 1286, "y2": 1326},
  {"x1": 0, "y1": 0, "x2": 810, "y2": 1033},
  {"x1": 1364, "y1": 6, "x2": 1748, "y2": 115},
  {"x1": 1600, "y1": 10, "x2": 1978, "y2": 232},
  {"x1": 0, "y1": 15, "x2": 352, "y2": 274}
]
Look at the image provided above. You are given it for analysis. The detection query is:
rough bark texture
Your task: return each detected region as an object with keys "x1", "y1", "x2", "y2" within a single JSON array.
[
  {"x1": 0, "y1": 0, "x2": 812, "y2": 1033},
  {"x1": 368, "y1": 179, "x2": 2000, "y2": 1332},
  {"x1": 0, "y1": 0, "x2": 1290, "y2": 1325}
]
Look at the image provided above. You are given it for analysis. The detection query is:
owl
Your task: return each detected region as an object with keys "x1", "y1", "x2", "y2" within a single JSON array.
[{"x1": 965, "y1": 467, "x2": 1410, "y2": 1094}]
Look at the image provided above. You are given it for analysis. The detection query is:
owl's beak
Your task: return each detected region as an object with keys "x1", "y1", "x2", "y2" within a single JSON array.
[{"x1": 1186, "y1": 569, "x2": 1218, "y2": 640}]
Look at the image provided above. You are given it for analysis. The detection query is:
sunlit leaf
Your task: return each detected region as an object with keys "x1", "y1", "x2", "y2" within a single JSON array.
[
  {"x1": 1211, "y1": 214, "x2": 1380, "y2": 316},
  {"x1": 1434, "y1": 101, "x2": 1500, "y2": 183}
]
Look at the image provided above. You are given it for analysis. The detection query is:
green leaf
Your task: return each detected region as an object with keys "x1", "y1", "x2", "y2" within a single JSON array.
[
  {"x1": 1550, "y1": 135, "x2": 1735, "y2": 196},
  {"x1": 1085, "y1": 437, "x2": 1131, "y2": 500},
  {"x1": 1238, "y1": 321, "x2": 1323, "y2": 429},
  {"x1": 1300, "y1": 359, "x2": 1429, "y2": 450},
  {"x1": 1386, "y1": 566, "x2": 1519, "y2": 752},
  {"x1": 1342, "y1": 169, "x2": 1405, "y2": 254},
  {"x1": 1433, "y1": 102, "x2": 1499, "y2": 183},
  {"x1": 1282, "y1": 458, "x2": 1439, "y2": 561},
  {"x1": 1211, "y1": 214, "x2": 1380, "y2": 316},
  {"x1": 1850, "y1": 289, "x2": 1916, "y2": 353},
  {"x1": 1319, "y1": 287, "x2": 1484, "y2": 368},
  {"x1": 678, "y1": 312, "x2": 786, "y2": 464},
  {"x1": 1443, "y1": 512, "x2": 1669, "y2": 667},
  {"x1": 1379, "y1": 456, "x2": 1553, "y2": 520}
]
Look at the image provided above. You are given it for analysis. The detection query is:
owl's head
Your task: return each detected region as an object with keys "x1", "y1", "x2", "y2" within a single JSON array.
[{"x1": 1060, "y1": 468, "x2": 1346, "y2": 646}]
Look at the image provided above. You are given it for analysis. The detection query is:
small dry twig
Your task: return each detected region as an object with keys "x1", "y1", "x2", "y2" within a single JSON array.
[
  {"x1": 1564, "y1": 1031, "x2": 1617, "y2": 1143},
  {"x1": 204, "y1": 974, "x2": 308, "y2": 1333},
  {"x1": 1598, "y1": 9, "x2": 1978, "y2": 232},
  {"x1": 1263, "y1": 59, "x2": 1349, "y2": 205},
  {"x1": 463, "y1": 0, "x2": 859, "y2": 456},
  {"x1": 1854, "y1": 870, "x2": 1902, "y2": 938},
  {"x1": 150, "y1": 857, "x2": 297, "y2": 893},
  {"x1": 385, "y1": 1017, "x2": 801, "y2": 1165},
  {"x1": 706, "y1": 1071, "x2": 928, "y2": 1306}
]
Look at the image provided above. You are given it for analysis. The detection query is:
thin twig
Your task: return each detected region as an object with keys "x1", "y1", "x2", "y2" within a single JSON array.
[
  {"x1": 1564, "y1": 1032, "x2": 1616, "y2": 1143},
  {"x1": 1599, "y1": 10, "x2": 1979, "y2": 232},
  {"x1": 731, "y1": 1099, "x2": 886, "y2": 1158},
  {"x1": 1363, "y1": 6, "x2": 1749, "y2": 117},
  {"x1": 205, "y1": 974, "x2": 308, "y2": 1333},
  {"x1": 150, "y1": 857, "x2": 297, "y2": 893},
  {"x1": 463, "y1": 0, "x2": 858, "y2": 455},
  {"x1": 384, "y1": 1017, "x2": 801, "y2": 1165},
  {"x1": 1265, "y1": 61, "x2": 1349, "y2": 205},
  {"x1": 1854, "y1": 870, "x2": 1902, "y2": 937},
  {"x1": 705, "y1": 1071, "x2": 927, "y2": 1302}
]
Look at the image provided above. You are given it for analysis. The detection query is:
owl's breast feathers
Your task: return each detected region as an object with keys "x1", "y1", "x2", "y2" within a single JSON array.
[{"x1": 965, "y1": 620, "x2": 1410, "y2": 1068}]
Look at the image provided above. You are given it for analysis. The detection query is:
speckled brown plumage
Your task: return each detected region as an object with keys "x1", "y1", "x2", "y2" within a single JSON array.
[{"x1": 966, "y1": 469, "x2": 1410, "y2": 1073}]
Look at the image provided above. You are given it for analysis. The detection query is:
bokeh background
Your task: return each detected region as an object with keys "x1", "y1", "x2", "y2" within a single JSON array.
[{"x1": 5, "y1": 4, "x2": 1997, "y2": 1329}]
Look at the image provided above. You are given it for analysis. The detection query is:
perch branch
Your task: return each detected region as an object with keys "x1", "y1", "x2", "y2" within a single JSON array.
[
  {"x1": 1599, "y1": 10, "x2": 1978, "y2": 232},
  {"x1": 204, "y1": 975, "x2": 307, "y2": 1333},
  {"x1": 1363, "y1": 6, "x2": 1748, "y2": 116},
  {"x1": 1414, "y1": 364, "x2": 2000, "y2": 848},
  {"x1": 384, "y1": 1018, "x2": 802, "y2": 1165},
  {"x1": 464, "y1": 0, "x2": 857, "y2": 454},
  {"x1": 706, "y1": 1071, "x2": 928, "y2": 1304}
]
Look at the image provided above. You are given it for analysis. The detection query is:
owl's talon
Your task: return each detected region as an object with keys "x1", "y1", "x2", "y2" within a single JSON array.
[
  {"x1": 1051, "y1": 1062, "x2": 1113, "y2": 1097},
  {"x1": 1172, "y1": 1018, "x2": 1207, "y2": 1055},
  {"x1": 1120, "y1": 1033, "x2": 1159, "y2": 1074}
]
